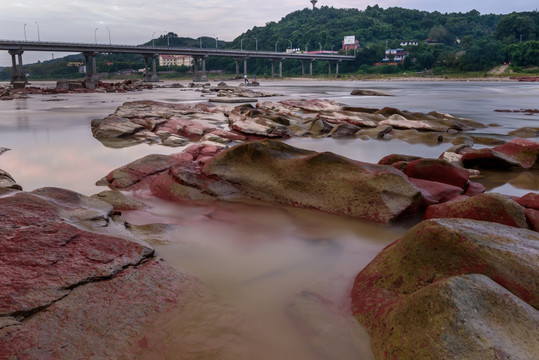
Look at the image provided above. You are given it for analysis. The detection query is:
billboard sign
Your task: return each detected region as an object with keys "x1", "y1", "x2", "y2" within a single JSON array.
[{"x1": 344, "y1": 36, "x2": 355, "y2": 45}]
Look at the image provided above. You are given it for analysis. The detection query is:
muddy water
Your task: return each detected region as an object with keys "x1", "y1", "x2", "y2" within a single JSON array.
[
  {"x1": 1, "y1": 79, "x2": 538, "y2": 358},
  {"x1": 122, "y1": 195, "x2": 407, "y2": 359}
]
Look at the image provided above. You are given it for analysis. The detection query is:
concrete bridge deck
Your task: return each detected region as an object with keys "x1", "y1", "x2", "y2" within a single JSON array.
[{"x1": 0, "y1": 40, "x2": 355, "y2": 84}]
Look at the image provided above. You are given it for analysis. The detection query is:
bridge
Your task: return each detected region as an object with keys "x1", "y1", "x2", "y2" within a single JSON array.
[{"x1": 0, "y1": 40, "x2": 355, "y2": 85}]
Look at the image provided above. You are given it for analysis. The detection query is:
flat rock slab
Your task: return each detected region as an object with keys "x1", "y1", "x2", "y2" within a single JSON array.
[
  {"x1": 0, "y1": 188, "x2": 210, "y2": 358},
  {"x1": 209, "y1": 97, "x2": 258, "y2": 103}
]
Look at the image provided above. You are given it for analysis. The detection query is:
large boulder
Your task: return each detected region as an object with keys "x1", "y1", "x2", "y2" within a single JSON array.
[
  {"x1": 424, "y1": 193, "x2": 530, "y2": 229},
  {"x1": 189, "y1": 140, "x2": 422, "y2": 223},
  {"x1": 351, "y1": 218, "x2": 539, "y2": 359}
]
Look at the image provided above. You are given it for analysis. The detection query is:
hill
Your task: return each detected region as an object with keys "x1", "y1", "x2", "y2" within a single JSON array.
[{"x1": 1, "y1": 6, "x2": 538, "y2": 79}]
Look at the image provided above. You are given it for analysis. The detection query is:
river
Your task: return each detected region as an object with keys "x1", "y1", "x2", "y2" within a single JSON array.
[{"x1": 1, "y1": 79, "x2": 538, "y2": 359}]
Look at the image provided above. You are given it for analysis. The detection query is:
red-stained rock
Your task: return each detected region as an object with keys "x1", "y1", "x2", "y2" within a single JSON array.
[
  {"x1": 377, "y1": 154, "x2": 421, "y2": 166},
  {"x1": 351, "y1": 218, "x2": 539, "y2": 360},
  {"x1": 464, "y1": 181, "x2": 486, "y2": 196},
  {"x1": 199, "y1": 140, "x2": 422, "y2": 223},
  {"x1": 0, "y1": 191, "x2": 154, "y2": 318},
  {"x1": 405, "y1": 158, "x2": 470, "y2": 188},
  {"x1": 102, "y1": 154, "x2": 190, "y2": 190},
  {"x1": 424, "y1": 193, "x2": 529, "y2": 229},
  {"x1": 409, "y1": 178, "x2": 463, "y2": 205},
  {"x1": 515, "y1": 192, "x2": 539, "y2": 210},
  {"x1": 461, "y1": 138, "x2": 539, "y2": 169},
  {"x1": 494, "y1": 138, "x2": 539, "y2": 168},
  {"x1": 524, "y1": 208, "x2": 539, "y2": 231}
]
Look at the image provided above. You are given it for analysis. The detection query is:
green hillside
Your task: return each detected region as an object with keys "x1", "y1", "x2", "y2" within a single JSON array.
[{"x1": 1, "y1": 5, "x2": 538, "y2": 80}]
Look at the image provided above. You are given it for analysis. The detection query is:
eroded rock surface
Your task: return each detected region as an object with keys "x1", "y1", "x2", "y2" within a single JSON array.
[
  {"x1": 351, "y1": 218, "x2": 539, "y2": 360},
  {"x1": 102, "y1": 140, "x2": 423, "y2": 223},
  {"x1": 0, "y1": 187, "x2": 209, "y2": 359},
  {"x1": 91, "y1": 99, "x2": 486, "y2": 148}
]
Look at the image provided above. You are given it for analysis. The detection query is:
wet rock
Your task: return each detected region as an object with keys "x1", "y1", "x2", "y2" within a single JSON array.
[
  {"x1": 228, "y1": 104, "x2": 294, "y2": 137},
  {"x1": 461, "y1": 138, "x2": 539, "y2": 169},
  {"x1": 179, "y1": 140, "x2": 422, "y2": 223},
  {"x1": 509, "y1": 127, "x2": 539, "y2": 138},
  {"x1": 91, "y1": 190, "x2": 149, "y2": 211},
  {"x1": 0, "y1": 169, "x2": 22, "y2": 191},
  {"x1": 377, "y1": 154, "x2": 422, "y2": 166},
  {"x1": 424, "y1": 193, "x2": 530, "y2": 229},
  {"x1": 404, "y1": 158, "x2": 470, "y2": 188},
  {"x1": 328, "y1": 123, "x2": 361, "y2": 138},
  {"x1": 515, "y1": 192, "x2": 539, "y2": 210},
  {"x1": 351, "y1": 218, "x2": 539, "y2": 360},
  {"x1": 101, "y1": 154, "x2": 192, "y2": 190},
  {"x1": 525, "y1": 208, "x2": 539, "y2": 231},
  {"x1": 409, "y1": 178, "x2": 464, "y2": 206},
  {"x1": 350, "y1": 89, "x2": 391, "y2": 96}
]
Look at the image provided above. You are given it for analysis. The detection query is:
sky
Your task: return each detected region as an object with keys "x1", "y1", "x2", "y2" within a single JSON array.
[{"x1": 1, "y1": 0, "x2": 537, "y2": 66}]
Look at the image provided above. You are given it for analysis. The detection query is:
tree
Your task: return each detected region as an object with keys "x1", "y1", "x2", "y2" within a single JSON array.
[{"x1": 495, "y1": 13, "x2": 536, "y2": 43}]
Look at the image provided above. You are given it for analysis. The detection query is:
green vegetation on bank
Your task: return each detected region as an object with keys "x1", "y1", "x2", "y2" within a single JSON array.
[{"x1": 1, "y1": 6, "x2": 538, "y2": 81}]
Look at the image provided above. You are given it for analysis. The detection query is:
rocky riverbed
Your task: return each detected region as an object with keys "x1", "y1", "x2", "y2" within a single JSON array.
[{"x1": 1, "y1": 90, "x2": 538, "y2": 359}]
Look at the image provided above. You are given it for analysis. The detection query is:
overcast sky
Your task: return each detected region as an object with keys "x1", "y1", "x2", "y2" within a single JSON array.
[{"x1": 1, "y1": 0, "x2": 537, "y2": 66}]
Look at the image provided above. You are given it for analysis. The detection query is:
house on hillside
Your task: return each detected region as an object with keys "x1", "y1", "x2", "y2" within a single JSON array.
[
  {"x1": 400, "y1": 40, "x2": 418, "y2": 47},
  {"x1": 158, "y1": 55, "x2": 192, "y2": 67},
  {"x1": 380, "y1": 48, "x2": 409, "y2": 64}
]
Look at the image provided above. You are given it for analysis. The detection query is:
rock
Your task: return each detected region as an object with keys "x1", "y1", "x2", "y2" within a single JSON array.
[
  {"x1": 424, "y1": 193, "x2": 529, "y2": 229},
  {"x1": 209, "y1": 97, "x2": 258, "y2": 103},
  {"x1": 0, "y1": 169, "x2": 22, "y2": 190},
  {"x1": 405, "y1": 158, "x2": 470, "y2": 188},
  {"x1": 377, "y1": 274, "x2": 539, "y2": 360},
  {"x1": 461, "y1": 138, "x2": 539, "y2": 169},
  {"x1": 91, "y1": 190, "x2": 149, "y2": 211},
  {"x1": 509, "y1": 127, "x2": 539, "y2": 138},
  {"x1": 351, "y1": 218, "x2": 539, "y2": 360},
  {"x1": 515, "y1": 192, "x2": 539, "y2": 210},
  {"x1": 377, "y1": 154, "x2": 422, "y2": 166},
  {"x1": 409, "y1": 178, "x2": 464, "y2": 206},
  {"x1": 524, "y1": 208, "x2": 539, "y2": 231},
  {"x1": 350, "y1": 89, "x2": 391, "y2": 96},
  {"x1": 328, "y1": 123, "x2": 361, "y2": 138},
  {"x1": 102, "y1": 154, "x2": 191, "y2": 190},
  {"x1": 194, "y1": 140, "x2": 422, "y2": 223}
]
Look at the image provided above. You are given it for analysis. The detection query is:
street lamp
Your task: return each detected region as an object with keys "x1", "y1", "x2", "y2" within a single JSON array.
[
  {"x1": 35, "y1": 22, "x2": 40, "y2": 41},
  {"x1": 152, "y1": 32, "x2": 155, "y2": 47},
  {"x1": 318, "y1": 42, "x2": 322, "y2": 52},
  {"x1": 166, "y1": 32, "x2": 170, "y2": 47},
  {"x1": 215, "y1": 36, "x2": 218, "y2": 49},
  {"x1": 241, "y1": 38, "x2": 243, "y2": 51},
  {"x1": 106, "y1": 26, "x2": 111, "y2": 45},
  {"x1": 199, "y1": 37, "x2": 202, "y2": 49},
  {"x1": 275, "y1": 40, "x2": 279, "y2": 52},
  {"x1": 24, "y1": 23, "x2": 27, "y2": 41},
  {"x1": 254, "y1": 38, "x2": 258, "y2": 51},
  {"x1": 94, "y1": 28, "x2": 98, "y2": 44},
  {"x1": 288, "y1": 39, "x2": 292, "y2": 50}
]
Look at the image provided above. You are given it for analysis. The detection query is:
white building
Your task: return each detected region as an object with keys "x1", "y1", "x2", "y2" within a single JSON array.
[{"x1": 158, "y1": 55, "x2": 192, "y2": 67}]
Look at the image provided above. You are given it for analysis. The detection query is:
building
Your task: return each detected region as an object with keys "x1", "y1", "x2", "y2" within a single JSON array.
[
  {"x1": 158, "y1": 55, "x2": 192, "y2": 67},
  {"x1": 342, "y1": 39, "x2": 360, "y2": 52},
  {"x1": 400, "y1": 40, "x2": 418, "y2": 47},
  {"x1": 381, "y1": 48, "x2": 409, "y2": 64}
]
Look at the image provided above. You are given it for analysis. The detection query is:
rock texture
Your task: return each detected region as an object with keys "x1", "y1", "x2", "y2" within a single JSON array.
[
  {"x1": 460, "y1": 138, "x2": 539, "y2": 169},
  {"x1": 0, "y1": 187, "x2": 207, "y2": 359},
  {"x1": 351, "y1": 218, "x2": 539, "y2": 360},
  {"x1": 102, "y1": 140, "x2": 423, "y2": 223},
  {"x1": 424, "y1": 192, "x2": 530, "y2": 229},
  {"x1": 91, "y1": 99, "x2": 486, "y2": 148}
]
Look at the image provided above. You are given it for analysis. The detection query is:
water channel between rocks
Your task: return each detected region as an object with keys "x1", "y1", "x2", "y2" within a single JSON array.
[{"x1": 1, "y1": 79, "x2": 538, "y2": 359}]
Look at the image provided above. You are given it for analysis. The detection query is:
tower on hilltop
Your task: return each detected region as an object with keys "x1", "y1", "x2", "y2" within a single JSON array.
[{"x1": 310, "y1": 0, "x2": 317, "y2": 9}]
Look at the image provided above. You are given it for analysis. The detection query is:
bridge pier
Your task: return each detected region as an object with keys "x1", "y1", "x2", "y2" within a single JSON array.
[
  {"x1": 143, "y1": 54, "x2": 159, "y2": 82},
  {"x1": 309, "y1": 60, "x2": 314, "y2": 76},
  {"x1": 192, "y1": 56, "x2": 208, "y2": 82},
  {"x1": 83, "y1": 51, "x2": 100, "y2": 86},
  {"x1": 8, "y1": 50, "x2": 28, "y2": 86}
]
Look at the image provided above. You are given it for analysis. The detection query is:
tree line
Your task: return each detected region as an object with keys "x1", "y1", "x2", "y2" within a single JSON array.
[{"x1": 1, "y1": 6, "x2": 538, "y2": 80}]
